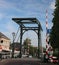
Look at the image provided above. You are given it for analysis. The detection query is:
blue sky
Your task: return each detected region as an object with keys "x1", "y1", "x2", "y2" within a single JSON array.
[{"x1": 0, "y1": 0, "x2": 55, "y2": 47}]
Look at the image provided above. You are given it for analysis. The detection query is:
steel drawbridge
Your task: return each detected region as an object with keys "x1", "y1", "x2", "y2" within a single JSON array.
[{"x1": 12, "y1": 18, "x2": 43, "y2": 58}]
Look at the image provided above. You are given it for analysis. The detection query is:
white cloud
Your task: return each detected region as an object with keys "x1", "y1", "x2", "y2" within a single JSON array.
[
  {"x1": 6, "y1": 21, "x2": 17, "y2": 33},
  {"x1": 0, "y1": 0, "x2": 21, "y2": 12},
  {"x1": 0, "y1": 13, "x2": 5, "y2": 20},
  {"x1": 0, "y1": 0, "x2": 45, "y2": 17},
  {"x1": 0, "y1": 0, "x2": 10, "y2": 8},
  {"x1": 50, "y1": 1, "x2": 56, "y2": 10},
  {"x1": 4, "y1": 21, "x2": 18, "y2": 41}
]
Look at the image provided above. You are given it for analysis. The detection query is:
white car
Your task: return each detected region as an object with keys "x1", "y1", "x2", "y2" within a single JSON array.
[
  {"x1": 22, "y1": 55, "x2": 28, "y2": 58},
  {"x1": 29, "y1": 55, "x2": 32, "y2": 58}
]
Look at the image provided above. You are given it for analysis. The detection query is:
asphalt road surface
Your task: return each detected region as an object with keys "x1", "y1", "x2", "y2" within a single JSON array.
[{"x1": 0, "y1": 58, "x2": 57, "y2": 65}]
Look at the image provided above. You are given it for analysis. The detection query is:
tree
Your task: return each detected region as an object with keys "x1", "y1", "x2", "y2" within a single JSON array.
[
  {"x1": 29, "y1": 46, "x2": 38, "y2": 57},
  {"x1": 23, "y1": 38, "x2": 38, "y2": 57},
  {"x1": 29, "y1": 46, "x2": 34, "y2": 56},
  {"x1": 50, "y1": 0, "x2": 59, "y2": 49},
  {"x1": 49, "y1": 0, "x2": 59, "y2": 64},
  {"x1": 23, "y1": 38, "x2": 31, "y2": 54}
]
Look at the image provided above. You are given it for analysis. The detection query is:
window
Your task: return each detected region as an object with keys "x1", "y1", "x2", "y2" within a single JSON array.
[{"x1": 1, "y1": 40, "x2": 3, "y2": 43}]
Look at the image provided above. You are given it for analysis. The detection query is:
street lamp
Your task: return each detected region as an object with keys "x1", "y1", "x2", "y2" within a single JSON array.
[{"x1": 12, "y1": 32, "x2": 15, "y2": 58}]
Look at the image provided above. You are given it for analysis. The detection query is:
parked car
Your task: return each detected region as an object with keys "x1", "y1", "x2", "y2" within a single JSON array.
[
  {"x1": 22, "y1": 54, "x2": 28, "y2": 58},
  {"x1": 29, "y1": 55, "x2": 32, "y2": 58}
]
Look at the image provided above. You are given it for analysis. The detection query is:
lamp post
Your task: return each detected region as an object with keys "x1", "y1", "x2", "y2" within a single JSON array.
[{"x1": 12, "y1": 32, "x2": 15, "y2": 58}]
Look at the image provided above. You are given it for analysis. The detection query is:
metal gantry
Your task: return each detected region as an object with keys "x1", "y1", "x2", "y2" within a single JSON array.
[{"x1": 12, "y1": 18, "x2": 42, "y2": 58}]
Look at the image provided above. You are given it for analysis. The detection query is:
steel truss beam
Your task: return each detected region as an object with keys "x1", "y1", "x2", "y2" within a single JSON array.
[{"x1": 22, "y1": 27, "x2": 38, "y2": 30}]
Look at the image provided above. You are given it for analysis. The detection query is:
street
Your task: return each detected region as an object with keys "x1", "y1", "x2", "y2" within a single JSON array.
[{"x1": 0, "y1": 58, "x2": 57, "y2": 65}]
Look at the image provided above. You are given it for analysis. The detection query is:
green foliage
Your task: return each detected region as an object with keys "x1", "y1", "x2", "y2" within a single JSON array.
[
  {"x1": 29, "y1": 46, "x2": 34, "y2": 56},
  {"x1": 29, "y1": 46, "x2": 38, "y2": 57},
  {"x1": 23, "y1": 38, "x2": 38, "y2": 57},
  {"x1": 53, "y1": 48, "x2": 58, "y2": 57},
  {"x1": 23, "y1": 38, "x2": 31, "y2": 49},
  {"x1": 50, "y1": 0, "x2": 59, "y2": 49},
  {"x1": 43, "y1": 47, "x2": 46, "y2": 52}
]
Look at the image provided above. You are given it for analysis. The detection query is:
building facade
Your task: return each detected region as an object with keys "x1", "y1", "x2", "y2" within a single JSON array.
[{"x1": 0, "y1": 32, "x2": 10, "y2": 52}]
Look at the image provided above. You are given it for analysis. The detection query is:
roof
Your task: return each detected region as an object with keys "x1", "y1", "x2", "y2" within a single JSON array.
[{"x1": 0, "y1": 32, "x2": 10, "y2": 40}]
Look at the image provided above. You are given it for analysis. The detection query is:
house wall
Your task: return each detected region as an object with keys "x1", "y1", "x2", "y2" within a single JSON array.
[{"x1": 0, "y1": 38, "x2": 10, "y2": 51}]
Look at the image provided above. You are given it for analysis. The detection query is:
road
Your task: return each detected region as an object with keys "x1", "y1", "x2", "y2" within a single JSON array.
[{"x1": 0, "y1": 58, "x2": 57, "y2": 65}]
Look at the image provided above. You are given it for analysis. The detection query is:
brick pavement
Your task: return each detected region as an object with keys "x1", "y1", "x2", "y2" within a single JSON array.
[{"x1": 0, "y1": 58, "x2": 57, "y2": 65}]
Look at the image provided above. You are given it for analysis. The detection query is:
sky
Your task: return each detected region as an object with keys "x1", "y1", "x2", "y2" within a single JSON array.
[{"x1": 0, "y1": 0, "x2": 55, "y2": 47}]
